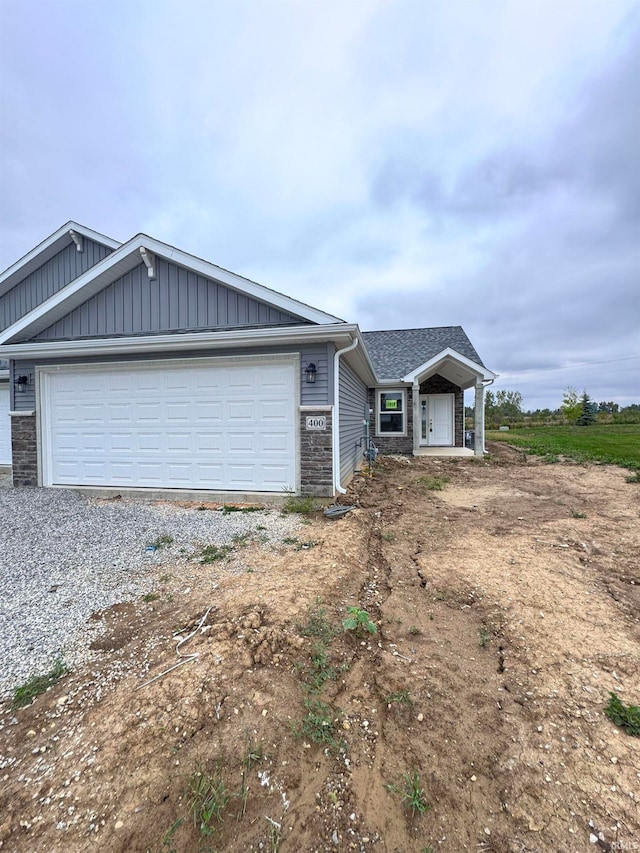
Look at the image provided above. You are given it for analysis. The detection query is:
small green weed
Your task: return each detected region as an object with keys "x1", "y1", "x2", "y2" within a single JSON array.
[
  {"x1": 200, "y1": 544, "x2": 234, "y2": 563},
  {"x1": 232, "y1": 533, "x2": 250, "y2": 547},
  {"x1": 571, "y1": 510, "x2": 587, "y2": 519},
  {"x1": 417, "y1": 476, "x2": 449, "y2": 491},
  {"x1": 297, "y1": 598, "x2": 336, "y2": 643},
  {"x1": 385, "y1": 690, "x2": 413, "y2": 707},
  {"x1": 157, "y1": 817, "x2": 184, "y2": 853},
  {"x1": 542, "y1": 453, "x2": 560, "y2": 464},
  {"x1": 298, "y1": 697, "x2": 336, "y2": 745},
  {"x1": 386, "y1": 769, "x2": 430, "y2": 816},
  {"x1": 242, "y1": 731, "x2": 264, "y2": 770},
  {"x1": 143, "y1": 592, "x2": 160, "y2": 603},
  {"x1": 282, "y1": 488, "x2": 317, "y2": 514},
  {"x1": 282, "y1": 536, "x2": 299, "y2": 545},
  {"x1": 187, "y1": 764, "x2": 229, "y2": 844},
  {"x1": 342, "y1": 606, "x2": 377, "y2": 636},
  {"x1": 237, "y1": 731, "x2": 264, "y2": 819},
  {"x1": 11, "y1": 658, "x2": 68, "y2": 710},
  {"x1": 300, "y1": 642, "x2": 337, "y2": 692},
  {"x1": 408, "y1": 625, "x2": 421, "y2": 635},
  {"x1": 256, "y1": 524, "x2": 267, "y2": 531},
  {"x1": 150, "y1": 533, "x2": 174, "y2": 549},
  {"x1": 265, "y1": 816, "x2": 282, "y2": 852},
  {"x1": 159, "y1": 573, "x2": 172, "y2": 583},
  {"x1": 382, "y1": 531, "x2": 395, "y2": 541},
  {"x1": 604, "y1": 691, "x2": 640, "y2": 736},
  {"x1": 479, "y1": 626, "x2": 491, "y2": 647},
  {"x1": 625, "y1": 472, "x2": 640, "y2": 483},
  {"x1": 221, "y1": 505, "x2": 263, "y2": 514}
]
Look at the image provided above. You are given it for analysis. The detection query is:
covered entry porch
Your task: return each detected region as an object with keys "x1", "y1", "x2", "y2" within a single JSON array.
[{"x1": 402, "y1": 348, "x2": 497, "y2": 457}]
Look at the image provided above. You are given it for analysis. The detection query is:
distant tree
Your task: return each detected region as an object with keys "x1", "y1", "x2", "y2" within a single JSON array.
[
  {"x1": 576, "y1": 391, "x2": 597, "y2": 426},
  {"x1": 561, "y1": 387, "x2": 582, "y2": 424},
  {"x1": 598, "y1": 401, "x2": 619, "y2": 413},
  {"x1": 495, "y1": 390, "x2": 523, "y2": 421}
]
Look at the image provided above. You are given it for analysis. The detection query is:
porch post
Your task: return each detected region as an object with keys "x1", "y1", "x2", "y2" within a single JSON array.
[
  {"x1": 413, "y1": 380, "x2": 420, "y2": 455},
  {"x1": 474, "y1": 382, "x2": 485, "y2": 456}
]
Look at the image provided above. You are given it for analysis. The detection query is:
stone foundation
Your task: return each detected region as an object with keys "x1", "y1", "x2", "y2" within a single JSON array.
[
  {"x1": 11, "y1": 413, "x2": 37, "y2": 487},
  {"x1": 300, "y1": 409, "x2": 334, "y2": 497}
]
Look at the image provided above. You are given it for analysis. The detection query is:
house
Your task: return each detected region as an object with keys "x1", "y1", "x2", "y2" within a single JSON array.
[{"x1": 0, "y1": 223, "x2": 495, "y2": 497}]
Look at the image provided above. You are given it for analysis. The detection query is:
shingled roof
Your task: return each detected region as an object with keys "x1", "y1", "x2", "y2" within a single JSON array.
[{"x1": 362, "y1": 326, "x2": 485, "y2": 380}]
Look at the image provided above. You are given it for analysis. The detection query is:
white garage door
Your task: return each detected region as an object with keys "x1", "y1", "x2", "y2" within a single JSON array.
[
  {"x1": 41, "y1": 358, "x2": 297, "y2": 492},
  {"x1": 0, "y1": 385, "x2": 10, "y2": 465}
]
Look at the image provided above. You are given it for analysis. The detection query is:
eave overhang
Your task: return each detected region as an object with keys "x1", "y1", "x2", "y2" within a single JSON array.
[
  {"x1": 0, "y1": 222, "x2": 121, "y2": 300},
  {"x1": 401, "y1": 348, "x2": 497, "y2": 390}
]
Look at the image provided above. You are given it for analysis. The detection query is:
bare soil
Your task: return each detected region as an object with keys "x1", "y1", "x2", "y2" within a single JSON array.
[{"x1": 1, "y1": 445, "x2": 639, "y2": 853}]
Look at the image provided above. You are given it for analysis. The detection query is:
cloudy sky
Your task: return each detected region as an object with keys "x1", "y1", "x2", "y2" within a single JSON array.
[{"x1": 1, "y1": 0, "x2": 638, "y2": 410}]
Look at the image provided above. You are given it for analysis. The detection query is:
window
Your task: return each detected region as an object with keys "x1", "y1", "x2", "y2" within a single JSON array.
[{"x1": 377, "y1": 389, "x2": 406, "y2": 434}]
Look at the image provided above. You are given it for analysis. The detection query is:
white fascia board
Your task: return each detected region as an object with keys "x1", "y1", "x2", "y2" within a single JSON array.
[
  {"x1": 0, "y1": 221, "x2": 121, "y2": 298},
  {"x1": 0, "y1": 324, "x2": 360, "y2": 359},
  {"x1": 401, "y1": 348, "x2": 497, "y2": 383},
  {"x1": 0, "y1": 234, "x2": 343, "y2": 345}
]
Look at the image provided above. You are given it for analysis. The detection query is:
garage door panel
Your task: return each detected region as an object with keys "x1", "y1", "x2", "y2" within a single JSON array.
[
  {"x1": 44, "y1": 360, "x2": 297, "y2": 491},
  {"x1": 136, "y1": 402, "x2": 163, "y2": 422},
  {"x1": 262, "y1": 432, "x2": 290, "y2": 452}
]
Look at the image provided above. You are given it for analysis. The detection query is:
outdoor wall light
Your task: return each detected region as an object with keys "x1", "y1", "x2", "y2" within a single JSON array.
[
  {"x1": 14, "y1": 375, "x2": 29, "y2": 393},
  {"x1": 304, "y1": 363, "x2": 317, "y2": 384}
]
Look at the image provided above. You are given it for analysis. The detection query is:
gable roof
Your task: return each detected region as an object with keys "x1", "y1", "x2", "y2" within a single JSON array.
[
  {"x1": 362, "y1": 326, "x2": 485, "y2": 379},
  {"x1": 0, "y1": 232, "x2": 344, "y2": 344},
  {"x1": 0, "y1": 222, "x2": 121, "y2": 300}
]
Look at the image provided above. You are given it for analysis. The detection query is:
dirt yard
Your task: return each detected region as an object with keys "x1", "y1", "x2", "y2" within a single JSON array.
[{"x1": 1, "y1": 445, "x2": 639, "y2": 853}]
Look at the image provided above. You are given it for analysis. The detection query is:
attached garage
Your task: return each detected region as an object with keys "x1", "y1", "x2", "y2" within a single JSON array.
[
  {"x1": 0, "y1": 384, "x2": 10, "y2": 465},
  {"x1": 39, "y1": 356, "x2": 298, "y2": 492}
]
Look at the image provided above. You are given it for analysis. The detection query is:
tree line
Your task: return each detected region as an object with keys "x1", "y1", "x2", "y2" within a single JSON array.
[{"x1": 465, "y1": 388, "x2": 640, "y2": 429}]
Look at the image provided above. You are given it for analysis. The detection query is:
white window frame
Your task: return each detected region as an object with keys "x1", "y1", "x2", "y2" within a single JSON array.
[{"x1": 376, "y1": 388, "x2": 407, "y2": 436}]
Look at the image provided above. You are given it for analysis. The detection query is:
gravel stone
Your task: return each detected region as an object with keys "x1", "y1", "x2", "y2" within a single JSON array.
[{"x1": 0, "y1": 488, "x2": 301, "y2": 699}]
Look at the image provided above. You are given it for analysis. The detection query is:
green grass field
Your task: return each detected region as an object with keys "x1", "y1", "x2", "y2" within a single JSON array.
[{"x1": 486, "y1": 424, "x2": 640, "y2": 470}]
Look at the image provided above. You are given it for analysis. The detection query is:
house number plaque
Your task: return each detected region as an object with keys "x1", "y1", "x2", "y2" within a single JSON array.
[{"x1": 306, "y1": 416, "x2": 327, "y2": 431}]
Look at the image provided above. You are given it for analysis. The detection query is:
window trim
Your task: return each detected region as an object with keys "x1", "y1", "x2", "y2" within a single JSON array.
[{"x1": 376, "y1": 388, "x2": 407, "y2": 436}]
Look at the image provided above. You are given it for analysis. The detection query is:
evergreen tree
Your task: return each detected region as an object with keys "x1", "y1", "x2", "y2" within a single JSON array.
[{"x1": 576, "y1": 391, "x2": 597, "y2": 426}]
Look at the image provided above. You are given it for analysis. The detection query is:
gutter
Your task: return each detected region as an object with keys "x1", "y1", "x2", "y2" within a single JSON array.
[
  {"x1": 332, "y1": 336, "x2": 360, "y2": 495},
  {"x1": 0, "y1": 324, "x2": 360, "y2": 359}
]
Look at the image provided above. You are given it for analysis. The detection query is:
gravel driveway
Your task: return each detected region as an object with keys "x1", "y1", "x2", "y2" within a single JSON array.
[{"x1": 0, "y1": 488, "x2": 300, "y2": 700}]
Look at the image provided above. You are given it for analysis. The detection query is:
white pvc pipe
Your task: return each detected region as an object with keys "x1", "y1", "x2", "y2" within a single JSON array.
[{"x1": 333, "y1": 336, "x2": 360, "y2": 494}]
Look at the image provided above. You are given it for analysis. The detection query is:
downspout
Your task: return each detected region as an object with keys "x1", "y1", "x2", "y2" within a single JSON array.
[{"x1": 333, "y1": 336, "x2": 359, "y2": 494}]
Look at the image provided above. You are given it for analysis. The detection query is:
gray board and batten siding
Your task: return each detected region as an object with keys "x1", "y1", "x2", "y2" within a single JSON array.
[
  {"x1": 0, "y1": 239, "x2": 112, "y2": 333},
  {"x1": 10, "y1": 343, "x2": 334, "y2": 413},
  {"x1": 339, "y1": 360, "x2": 368, "y2": 484},
  {"x1": 32, "y1": 259, "x2": 305, "y2": 342}
]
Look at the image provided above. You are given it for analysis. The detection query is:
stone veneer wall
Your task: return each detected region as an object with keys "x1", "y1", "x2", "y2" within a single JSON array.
[
  {"x1": 299, "y1": 409, "x2": 334, "y2": 497},
  {"x1": 368, "y1": 387, "x2": 414, "y2": 455},
  {"x1": 419, "y1": 375, "x2": 464, "y2": 446},
  {"x1": 11, "y1": 413, "x2": 38, "y2": 487}
]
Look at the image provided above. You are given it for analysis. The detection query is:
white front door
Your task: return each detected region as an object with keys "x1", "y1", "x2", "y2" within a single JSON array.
[
  {"x1": 0, "y1": 384, "x2": 10, "y2": 464},
  {"x1": 419, "y1": 394, "x2": 454, "y2": 446}
]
